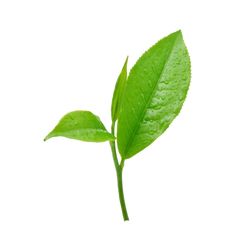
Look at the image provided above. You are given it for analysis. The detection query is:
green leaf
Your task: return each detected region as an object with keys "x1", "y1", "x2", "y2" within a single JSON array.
[
  {"x1": 44, "y1": 111, "x2": 115, "y2": 142},
  {"x1": 111, "y1": 57, "x2": 128, "y2": 123},
  {"x1": 117, "y1": 30, "x2": 191, "y2": 159}
]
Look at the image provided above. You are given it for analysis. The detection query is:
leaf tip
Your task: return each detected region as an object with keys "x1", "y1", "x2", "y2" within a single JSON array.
[
  {"x1": 125, "y1": 56, "x2": 129, "y2": 64},
  {"x1": 43, "y1": 133, "x2": 51, "y2": 141},
  {"x1": 123, "y1": 56, "x2": 129, "y2": 70},
  {"x1": 174, "y1": 29, "x2": 182, "y2": 37}
]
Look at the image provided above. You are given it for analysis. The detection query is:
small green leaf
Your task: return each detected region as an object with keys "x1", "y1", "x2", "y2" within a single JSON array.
[
  {"x1": 117, "y1": 30, "x2": 191, "y2": 159},
  {"x1": 111, "y1": 57, "x2": 128, "y2": 122},
  {"x1": 44, "y1": 111, "x2": 115, "y2": 142}
]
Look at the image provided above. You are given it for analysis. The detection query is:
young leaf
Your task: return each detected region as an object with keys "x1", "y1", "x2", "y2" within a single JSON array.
[
  {"x1": 44, "y1": 111, "x2": 115, "y2": 142},
  {"x1": 111, "y1": 57, "x2": 128, "y2": 123},
  {"x1": 117, "y1": 30, "x2": 191, "y2": 159}
]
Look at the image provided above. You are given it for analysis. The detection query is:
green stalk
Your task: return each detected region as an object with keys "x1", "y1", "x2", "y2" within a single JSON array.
[
  {"x1": 116, "y1": 165, "x2": 129, "y2": 220},
  {"x1": 110, "y1": 124, "x2": 129, "y2": 221}
]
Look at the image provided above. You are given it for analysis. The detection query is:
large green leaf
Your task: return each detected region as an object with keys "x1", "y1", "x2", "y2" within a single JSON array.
[
  {"x1": 111, "y1": 57, "x2": 128, "y2": 123},
  {"x1": 117, "y1": 30, "x2": 191, "y2": 159},
  {"x1": 44, "y1": 111, "x2": 115, "y2": 142}
]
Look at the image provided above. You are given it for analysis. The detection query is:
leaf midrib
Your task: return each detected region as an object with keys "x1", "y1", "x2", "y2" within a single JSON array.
[
  {"x1": 122, "y1": 34, "x2": 180, "y2": 158},
  {"x1": 55, "y1": 127, "x2": 109, "y2": 133}
]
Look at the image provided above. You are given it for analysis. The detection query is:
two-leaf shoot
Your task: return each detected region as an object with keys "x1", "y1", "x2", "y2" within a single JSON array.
[{"x1": 44, "y1": 30, "x2": 191, "y2": 221}]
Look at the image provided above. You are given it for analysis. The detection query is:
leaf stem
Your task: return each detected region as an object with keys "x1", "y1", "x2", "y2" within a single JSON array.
[
  {"x1": 110, "y1": 123, "x2": 129, "y2": 221},
  {"x1": 109, "y1": 140, "x2": 119, "y2": 170},
  {"x1": 116, "y1": 167, "x2": 129, "y2": 221},
  {"x1": 120, "y1": 158, "x2": 125, "y2": 170}
]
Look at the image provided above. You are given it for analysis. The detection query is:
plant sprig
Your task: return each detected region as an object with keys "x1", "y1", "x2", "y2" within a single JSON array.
[{"x1": 44, "y1": 30, "x2": 191, "y2": 221}]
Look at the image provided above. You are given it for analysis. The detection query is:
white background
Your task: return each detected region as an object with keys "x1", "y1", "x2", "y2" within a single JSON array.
[{"x1": 0, "y1": 0, "x2": 236, "y2": 241}]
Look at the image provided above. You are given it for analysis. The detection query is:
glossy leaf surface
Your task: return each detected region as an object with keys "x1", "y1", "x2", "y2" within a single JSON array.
[
  {"x1": 44, "y1": 111, "x2": 114, "y2": 142},
  {"x1": 117, "y1": 31, "x2": 191, "y2": 159},
  {"x1": 111, "y1": 57, "x2": 128, "y2": 122}
]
